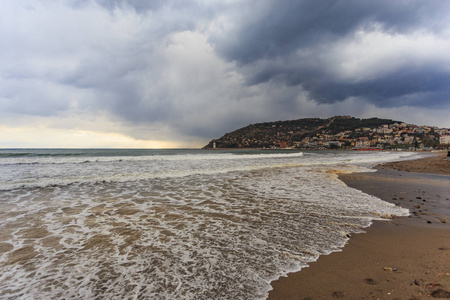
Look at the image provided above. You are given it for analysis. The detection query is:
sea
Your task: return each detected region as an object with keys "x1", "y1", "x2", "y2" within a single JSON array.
[{"x1": 0, "y1": 149, "x2": 420, "y2": 299}]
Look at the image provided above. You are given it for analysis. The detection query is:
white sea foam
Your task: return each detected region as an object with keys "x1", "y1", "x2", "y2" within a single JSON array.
[
  {"x1": 0, "y1": 151, "x2": 305, "y2": 166},
  {"x1": 0, "y1": 151, "x2": 420, "y2": 191},
  {"x1": 0, "y1": 150, "x2": 413, "y2": 299}
]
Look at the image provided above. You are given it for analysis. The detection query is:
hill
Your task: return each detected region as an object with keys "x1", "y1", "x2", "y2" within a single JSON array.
[{"x1": 203, "y1": 116, "x2": 449, "y2": 150}]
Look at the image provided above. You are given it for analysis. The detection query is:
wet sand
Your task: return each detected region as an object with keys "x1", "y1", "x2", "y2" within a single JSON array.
[
  {"x1": 380, "y1": 151, "x2": 450, "y2": 175},
  {"x1": 268, "y1": 152, "x2": 450, "y2": 299}
]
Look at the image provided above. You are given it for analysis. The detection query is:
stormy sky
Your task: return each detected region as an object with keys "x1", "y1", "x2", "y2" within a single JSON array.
[{"x1": 1, "y1": 0, "x2": 449, "y2": 148}]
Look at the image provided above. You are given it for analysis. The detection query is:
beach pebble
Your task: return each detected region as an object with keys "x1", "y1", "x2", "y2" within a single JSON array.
[
  {"x1": 364, "y1": 278, "x2": 377, "y2": 285},
  {"x1": 430, "y1": 289, "x2": 450, "y2": 298}
]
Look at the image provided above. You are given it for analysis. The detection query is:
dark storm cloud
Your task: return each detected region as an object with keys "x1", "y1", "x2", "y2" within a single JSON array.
[
  {"x1": 1, "y1": 0, "x2": 449, "y2": 147},
  {"x1": 210, "y1": 0, "x2": 450, "y2": 108},
  {"x1": 252, "y1": 65, "x2": 450, "y2": 108},
  {"x1": 213, "y1": 0, "x2": 448, "y2": 63}
]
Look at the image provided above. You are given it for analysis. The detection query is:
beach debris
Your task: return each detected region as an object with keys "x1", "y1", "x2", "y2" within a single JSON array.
[
  {"x1": 416, "y1": 197, "x2": 422, "y2": 200},
  {"x1": 414, "y1": 205, "x2": 421, "y2": 209},
  {"x1": 383, "y1": 267, "x2": 397, "y2": 272},
  {"x1": 427, "y1": 221, "x2": 432, "y2": 224},
  {"x1": 440, "y1": 218, "x2": 446, "y2": 223},
  {"x1": 426, "y1": 282, "x2": 442, "y2": 289}
]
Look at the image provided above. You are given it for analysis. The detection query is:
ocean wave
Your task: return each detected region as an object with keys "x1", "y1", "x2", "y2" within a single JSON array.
[
  {"x1": 0, "y1": 151, "x2": 423, "y2": 191},
  {"x1": 0, "y1": 151, "x2": 305, "y2": 166}
]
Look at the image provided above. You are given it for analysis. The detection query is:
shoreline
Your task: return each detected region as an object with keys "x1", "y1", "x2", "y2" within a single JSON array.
[{"x1": 268, "y1": 152, "x2": 450, "y2": 299}]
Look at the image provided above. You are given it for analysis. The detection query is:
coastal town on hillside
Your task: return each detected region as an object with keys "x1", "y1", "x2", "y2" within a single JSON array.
[{"x1": 204, "y1": 116, "x2": 450, "y2": 150}]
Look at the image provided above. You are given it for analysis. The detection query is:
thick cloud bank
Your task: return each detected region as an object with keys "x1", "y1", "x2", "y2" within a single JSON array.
[
  {"x1": 211, "y1": 0, "x2": 450, "y2": 106},
  {"x1": 1, "y1": 0, "x2": 449, "y2": 147}
]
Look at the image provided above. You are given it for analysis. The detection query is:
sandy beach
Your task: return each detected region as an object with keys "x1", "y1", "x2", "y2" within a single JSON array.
[{"x1": 269, "y1": 151, "x2": 450, "y2": 299}]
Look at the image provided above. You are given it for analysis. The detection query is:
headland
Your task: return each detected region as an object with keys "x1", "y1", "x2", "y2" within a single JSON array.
[{"x1": 204, "y1": 116, "x2": 450, "y2": 151}]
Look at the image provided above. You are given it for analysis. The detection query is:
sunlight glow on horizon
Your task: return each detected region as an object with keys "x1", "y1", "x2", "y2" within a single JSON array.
[{"x1": 0, "y1": 126, "x2": 194, "y2": 149}]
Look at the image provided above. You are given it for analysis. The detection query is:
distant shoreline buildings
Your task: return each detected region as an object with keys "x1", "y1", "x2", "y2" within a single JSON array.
[{"x1": 204, "y1": 116, "x2": 450, "y2": 151}]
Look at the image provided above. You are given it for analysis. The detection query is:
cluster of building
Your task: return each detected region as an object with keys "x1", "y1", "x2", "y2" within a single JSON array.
[
  {"x1": 294, "y1": 123, "x2": 450, "y2": 150},
  {"x1": 210, "y1": 121, "x2": 450, "y2": 150}
]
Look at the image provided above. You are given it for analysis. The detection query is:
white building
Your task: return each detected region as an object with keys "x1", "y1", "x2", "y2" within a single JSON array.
[{"x1": 440, "y1": 135, "x2": 450, "y2": 144}]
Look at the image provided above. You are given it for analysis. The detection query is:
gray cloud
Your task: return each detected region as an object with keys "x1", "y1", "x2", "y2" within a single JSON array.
[
  {"x1": 0, "y1": 0, "x2": 449, "y2": 147},
  {"x1": 212, "y1": 0, "x2": 449, "y2": 63},
  {"x1": 267, "y1": 67, "x2": 450, "y2": 108},
  {"x1": 210, "y1": 0, "x2": 450, "y2": 109}
]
